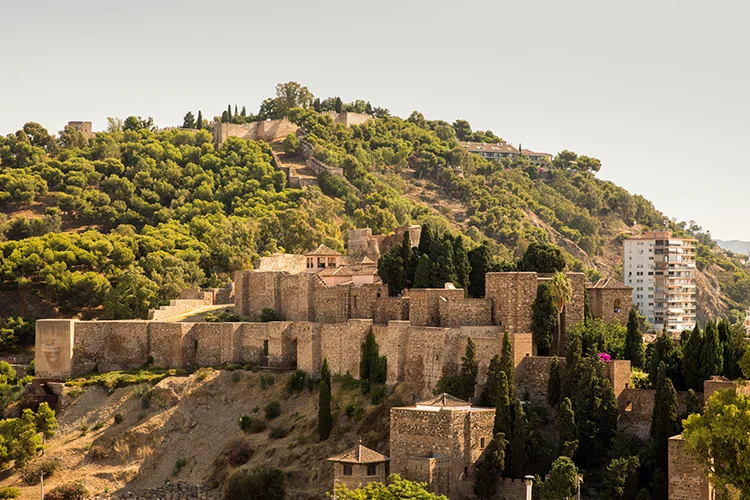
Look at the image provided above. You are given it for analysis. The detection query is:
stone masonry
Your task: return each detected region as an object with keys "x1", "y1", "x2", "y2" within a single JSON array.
[{"x1": 586, "y1": 278, "x2": 633, "y2": 326}]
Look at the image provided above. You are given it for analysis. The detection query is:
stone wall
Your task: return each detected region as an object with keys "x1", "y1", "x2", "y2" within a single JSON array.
[
  {"x1": 72, "y1": 321, "x2": 149, "y2": 374},
  {"x1": 496, "y1": 478, "x2": 527, "y2": 500},
  {"x1": 618, "y1": 388, "x2": 691, "y2": 439},
  {"x1": 373, "y1": 298, "x2": 410, "y2": 325},
  {"x1": 257, "y1": 254, "x2": 307, "y2": 273},
  {"x1": 668, "y1": 435, "x2": 712, "y2": 500},
  {"x1": 409, "y1": 288, "x2": 466, "y2": 327},
  {"x1": 35, "y1": 319, "x2": 74, "y2": 379},
  {"x1": 148, "y1": 294, "x2": 212, "y2": 320},
  {"x1": 485, "y1": 272, "x2": 538, "y2": 333},
  {"x1": 438, "y1": 298, "x2": 492, "y2": 328},
  {"x1": 211, "y1": 118, "x2": 299, "y2": 146},
  {"x1": 587, "y1": 286, "x2": 632, "y2": 325},
  {"x1": 350, "y1": 284, "x2": 388, "y2": 319}
]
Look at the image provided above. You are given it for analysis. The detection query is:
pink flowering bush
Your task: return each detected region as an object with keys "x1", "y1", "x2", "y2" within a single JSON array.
[{"x1": 598, "y1": 352, "x2": 611, "y2": 362}]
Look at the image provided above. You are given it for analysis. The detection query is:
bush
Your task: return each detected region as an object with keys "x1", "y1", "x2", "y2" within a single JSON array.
[
  {"x1": 134, "y1": 385, "x2": 152, "y2": 409},
  {"x1": 113, "y1": 413, "x2": 123, "y2": 425},
  {"x1": 287, "y1": 370, "x2": 307, "y2": 392},
  {"x1": 269, "y1": 426, "x2": 289, "y2": 439},
  {"x1": 370, "y1": 385, "x2": 387, "y2": 405},
  {"x1": 46, "y1": 482, "x2": 89, "y2": 500},
  {"x1": 0, "y1": 487, "x2": 21, "y2": 499},
  {"x1": 345, "y1": 403, "x2": 364, "y2": 421},
  {"x1": 89, "y1": 445, "x2": 109, "y2": 461},
  {"x1": 20, "y1": 459, "x2": 60, "y2": 484},
  {"x1": 239, "y1": 414, "x2": 252, "y2": 431},
  {"x1": 247, "y1": 418, "x2": 266, "y2": 433},
  {"x1": 259, "y1": 308, "x2": 281, "y2": 322},
  {"x1": 174, "y1": 458, "x2": 187, "y2": 475},
  {"x1": 195, "y1": 367, "x2": 214, "y2": 381},
  {"x1": 206, "y1": 310, "x2": 242, "y2": 322},
  {"x1": 224, "y1": 467, "x2": 285, "y2": 500},
  {"x1": 78, "y1": 422, "x2": 90, "y2": 436},
  {"x1": 227, "y1": 440, "x2": 254, "y2": 466},
  {"x1": 332, "y1": 372, "x2": 359, "y2": 391},
  {"x1": 259, "y1": 374, "x2": 275, "y2": 389},
  {"x1": 264, "y1": 401, "x2": 281, "y2": 420}
]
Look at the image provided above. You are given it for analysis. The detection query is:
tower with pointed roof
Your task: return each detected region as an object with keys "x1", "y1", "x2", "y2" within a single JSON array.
[{"x1": 327, "y1": 438, "x2": 390, "y2": 490}]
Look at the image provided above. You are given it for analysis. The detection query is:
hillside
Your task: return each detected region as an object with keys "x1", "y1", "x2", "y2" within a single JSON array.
[
  {"x1": 716, "y1": 239, "x2": 750, "y2": 255},
  {"x1": 1, "y1": 370, "x2": 402, "y2": 499},
  {"x1": 1, "y1": 84, "x2": 749, "y2": 332}
]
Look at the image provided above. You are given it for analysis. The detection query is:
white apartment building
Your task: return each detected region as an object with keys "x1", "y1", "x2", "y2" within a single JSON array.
[{"x1": 623, "y1": 231, "x2": 696, "y2": 333}]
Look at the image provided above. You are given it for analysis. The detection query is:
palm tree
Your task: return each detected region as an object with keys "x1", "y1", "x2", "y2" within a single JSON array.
[{"x1": 549, "y1": 272, "x2": 573, "y2": 355}]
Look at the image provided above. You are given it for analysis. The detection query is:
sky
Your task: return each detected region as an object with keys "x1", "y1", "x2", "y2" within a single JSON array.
[{"x1": 1, "y1": 0, "x2": 748, "y2": 239}]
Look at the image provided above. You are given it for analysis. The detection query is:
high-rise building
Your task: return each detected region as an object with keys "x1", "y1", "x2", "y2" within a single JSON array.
[{"x1": 623, "y1": 231, "x2": 696, "y2": 333}]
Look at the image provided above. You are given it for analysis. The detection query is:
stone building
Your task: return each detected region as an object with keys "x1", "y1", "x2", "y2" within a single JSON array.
[
  {"x1": 327, "y1": 441, "x2": 389, "y2": 490},
  {"x1": 389, "y1": 394, "x2": 495, "y2": 499},
  {"x1": 668, "y1": 435, "x2": 713, "y2": 500},
  {"x1": 347, "y1": 226, "x2": 421, "y2": 262},
  {"x1": 586, "y1": 278, "x2": 633, "y2": 325},
  {"x1": 67, "y1": 121, "x2": 94, "y2": 139}
]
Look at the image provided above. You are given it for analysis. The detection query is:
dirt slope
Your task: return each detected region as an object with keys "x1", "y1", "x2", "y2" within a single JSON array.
[{"x1": 2, "y1": 371, "x2": 405, "y2": 499}]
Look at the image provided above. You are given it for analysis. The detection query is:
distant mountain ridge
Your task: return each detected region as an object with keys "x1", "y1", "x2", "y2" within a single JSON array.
[{"x1": 716, "y1": 240, "x2": 750, "y2": 255}]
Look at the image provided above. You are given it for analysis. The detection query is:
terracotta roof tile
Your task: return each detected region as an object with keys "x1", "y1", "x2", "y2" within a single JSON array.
[
  {"x1": 306, "y1": 245, "x2": 342, "y2": 256},
  {"x1": 587, "y1": 278, "x2": 632, "y2": 290},
  {"x1": 327, "y1": 443, "x2": 390, "y2": 464},
  {"x1": 417, "y1": 393, "x2": 470, "y2": 407}
]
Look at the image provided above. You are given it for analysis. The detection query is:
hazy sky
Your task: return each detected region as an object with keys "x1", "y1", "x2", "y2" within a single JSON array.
[{"x1": 2, "y1": 0, "x2": 748, "y2": 239}]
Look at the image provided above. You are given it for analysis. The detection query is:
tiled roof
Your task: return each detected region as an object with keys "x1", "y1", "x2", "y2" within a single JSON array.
[
  {"x1": 318, "y1": 266, "x2": 353, "y2": 277},
  {"x1": 327, "y1": 443, "x2": 390, "y2": 464},
  {"x1": 459, "y1": 141, "x2": 519, "y2": 154},
  {"x1": 417, "y1": 393, "x2": 470, "y2": 407},
  {"x1": 521, "y1": 149, "x2": 551, "y2": 157},
  {"x1": 306, "y1": 244, "x2": 342, "y2": 256},
  {"x1": 352, "y1": 266, "x2": 379, "y2": 276},
  {"x1": 588, "y1": 278, "x2": 632, "y2": 290}
]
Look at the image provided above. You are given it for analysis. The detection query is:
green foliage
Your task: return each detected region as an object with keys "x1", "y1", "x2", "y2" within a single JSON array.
[
  {"x1": 20, "y1": 458, "x2": 60, "y2": 484},
  {"x1": 282, "y1": 133, "x2": 300, "y2": 155},
  {"x1": 499, "y1": 331, "x2": 515, "y2": 401},
  {"x1": 412, "y1": 254, "x2": 433, "y2": 289},
  {"x1": 647, "y1": 332, "x2": 683, "y2": 389},
  {"x1": 457, "y1": 337, "x2": 478, "y2": 401},
  {"x1": 568, "y1": 319, "x2": 627, "y2": 359},
  {"x1": 319, "y1": 359, "x2": 332, "y2": 441},
  {"x1": 269, "y1": 426, "x2": 289, "y2": 439},
  {"x1": 547, "y1": 356, "x2": 562, "y2": 407},
  {"x1": 173, "y1": 457, "x2": 188, "y2": 475},
  {"x1": 345, "y1": 403, "x2": 364, "y2": 420},
  {"x1": 650, "y1": 363, "x2": 679, "y2": 472},
  {"x1": 518, "y1": 241, "x2": 566, "y2": 273},
  {"x1": 540, "y1": 456, "x2": 579, "y2": 500},
  {"x1": 473, "y1": 433, "x2": 508, "y2": 499},
  {"x1": 205, "y1": 310, "x2": 242, "y2": 322},
  {"x1": 558, "y1": 397, "x2": 578, "y2": 458},
  {"x1": 259, "y1": 308, "x2": 281, "y2": 322},
  {"x1": 223, "y1": 467, "x2": 285, "y2": 500},
  {"x1": 532, "y1": 283, "x2": 557, "y2": 355},
  {"x1": 333, "y1": 474, "x2": 447, "y2": 500},
  {"x1": 35, "y1": 402, "x2": 57, "y2": 441},
  {"x1": 259, "y1": 374, "x2": 275, "y2": 389},
  {"x1": 0, "y1": 488, "x2": 20, "y2": 500},
  {"x1": 45, "y1": 482, "x2": 89, "y2": 500},
  {"x1": 287, "y1": 370, "x2": 308, "y2": 392},
  {"x1": 683, "y1": 389, "x2": 750, "y2": 497},
  {"x1": 624, "y1": 308, "x2": 645, "y2": 369},
  {"x1": 604, "y1": 456, "x2": 640, "y2": 498},
  {"x1": 113, "y1": 413, "x2": 123, "y2": 425},
  {"x1": 360, "y1": 331, "x2": 387, "y2": 391},
  {"x1": 264, "y1": 401, "x2": 281, "y2": 420}
]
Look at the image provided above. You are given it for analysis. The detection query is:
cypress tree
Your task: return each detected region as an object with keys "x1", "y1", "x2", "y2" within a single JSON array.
[
  {"x1": 377, "y1": 247, "x2": 405, "y2": 296},
  {"x1": 413, "y1": 254, "x2": 434, "y2": 288},
  {"x1": 459, "y1": 337, "x2": 478, "y2": 401},
  {"x1": 547, "y1": 356, "x2": 562, "y2": 407},
  {"x1": 650, "y1": 362, "x2": 679, "y2": 471},
  {"x1": 360, "y1": 331, "x2": 387, "y2": 391},
  {"x1": 682, "y1": 324, "x2": 703, "y2": 391},
  {"x1": 453, "y1": 235, "x2": 471, "y2": 291},
  {"x1": 473, "y1": 432, "x2": 508, "y2": 499},
  {"x1": 468, "y1": 241, "x2": 491, "y2": 298},
  {"x1": 506, "y1": 399, "x2": 531, "y2": 479},
  {"x1": 700, "y1": 319, "x2": 723, "y2": 381},
  {"x1": 313, "y1": 98, "x2": 321, "y2": 112},
  {"x1": 433, "y1": 239, "x2": 456, "y2": 288},
  {"x1": 241, "y1": 105, "x2": 247, "y2": 117},
  {"x1": 558, "y1": 397, "x2": 578, "y2": 458},
  {"x1": 648, "y1": 331, "x2": 682, "y2": 389},
  {"x1": 624, "y1": 308, "x2": 645, "y2": 369},
  {"x1": 418, "y1": 224, "x2": 432, "y2": 258},
  {"x1": 227, "y1": 104, "x2": 232, "y2": 120},
  {"x1": 335, "y1": 97, "x2": 343, "y2": 113},
  {"x1": 499, "y1": 331, "x2": 516, "y2": 401},
  {"x1": 583, "y1": 289, "x2": 592, "y2": 324},
  {"x1": 477, "y1": 355, "x2": 502, "y2": 407},
  {"x1": 318, "y1": 359, "x2": 332, "y2": 440},
  {"x1": 400, "y1": 232, "x2": 415, "y2": 289},
  {"x1": 234, "y1": 104, "x2": 238, "y2": 118},
  {"x1": 196, "y1": 110, "x2": 203, "y2": 129},
  {"x1": 493, "y1": 372, "x2": 511, "y2": 437},
  {"x1": 531, "y1": 283, "x2": 557, "y2": 356}
]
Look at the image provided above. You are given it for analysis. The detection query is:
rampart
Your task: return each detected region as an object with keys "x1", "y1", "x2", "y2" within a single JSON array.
[
  {"x1": 148, "y1": 293, "x2": 213, "y2": 321},
  {"x1": 668, "y1": 435, "x2": 712, "y2": 500},
  {"x1": 211, "y1": 118, "x2": 299, "y2": 146},
  {"x1": 618, "y1": 388, "x2": 691, "y2": 439}
]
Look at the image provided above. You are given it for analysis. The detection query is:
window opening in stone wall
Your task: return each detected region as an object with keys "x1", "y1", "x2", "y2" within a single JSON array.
[
  {"x1": 193, "y1": 339, "x2": 198, "y2": 353},
  {"x1": 343, "y1": 464, "x2": 353, "y2": 476},
  {"x1": 367, "y1": 464, "x2": 377, "y2": 476},
  {"x1": 625, "y1": 402, "x2": 633, "y2": 412},
  {"x1": 480, "y1": 438, "x2": 485, "y2": 447},
  {"x1": 614, "y1": 299, "x2": 622, "y2": 314},
  {"x1": 263, "y1": 340, "x2": 269, "y2": 356}
]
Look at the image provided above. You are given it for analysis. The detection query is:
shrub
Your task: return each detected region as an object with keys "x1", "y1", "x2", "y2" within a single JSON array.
[
  {"x1": 264, "y1": 401, "x2": 281, "y2": 420},
  {"x1": 332, "y1": 372, "x2": 359, "y2": 391},
  {"x1": 287, "y1": 370, "x2": 307, "y2": 392},
  {"x1": 92, "y1": 422, "x2": 105, "y2": 431},
  {"x1": 0, "y1": 487, "x2": 21, "y2": 499},
  {"x1": 134, "y1": 385, "x2": 152, "y2": 409},
  {"x1": 113, "y1": 413, "x2": 123, "y2": 425},
  {"x1": 195, "y1": 367, "x2": 214, "y2": 381},
  {"x1": 20, "y1": 459, "x2": 60, "y2": 484},
  {"x1": 269, "y1": 426, "x2": 289, "y2": 439},
  {"x1": 78, "y1": 422, "x2": 90, "y2": 436},
  {"x1": 370, "y1": 385, "x2": 387, "y2": 405},
  {"x1": 224, "y1": 467, "x2": 285, "y2": 500},
  {"x1": 173, "y1": 458, "x2": 187, "y2": 475},
  {"x1": 231, "y1": 371, "x2": 242, "y2": 383},
  {"x1": 89, "y1": 445, "x2": 109, "y2": 461},
  {"x1": 259, "y1": 375, "x2": 275, "y2": 389},
  {"x1": 248, "y1": 418, "x2": 267, "y2": 433},
  {"x1": 259, "y1": 308, "x2": 280, "y2": 322},
  {"x1": 239, "y1": 414, "x2": 252, "y2": 431},
  {"x1": 345, "y1": 403, "x2": 364, "y2": 421},
  {"x1": 46, "y1": 482, "x2": 89, "y2": 500},
  {"x1": 227, "y1": 440, "x2": 254, "y2": 466}
]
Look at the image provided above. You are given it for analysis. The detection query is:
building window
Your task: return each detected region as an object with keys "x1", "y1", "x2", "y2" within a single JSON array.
[
  {"x1": 367, "y1": 464, "x2": 377, "y2": 476},
  {"x1": 614, "y1": 299, "x2": 621, "y2": 314},
  {"x1": 343, "y1": 464, "x2": 353, "y2": 476}
]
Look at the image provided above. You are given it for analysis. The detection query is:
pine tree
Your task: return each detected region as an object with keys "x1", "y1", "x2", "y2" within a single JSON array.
[
  {"x1": 473, "y1": 432, "x2": 508, "y2": 499},
  {"x1": 700, "y1": 319, "x2": 723, "y2": 381},
  {"x1": 196, "y1": 110, "x2": 203, "y2": 129},
  {"x1": 499, "y1": 331, "x2": 516, "y2": 401},
  {"x1": 459, "y1": 338, "x2": 478, "y2": 401},
  {"x1": 682, "y1": 324, "x2": 703, "y2": 391},
  {"x1": 650, "y1": 362, "x2": 679, "y2": 471},
  {"x1": 541, "y1": 456, "x2": 579, "y2": 500},
  {"x1": 413, "y1": 254, "x2": 434, "y2": 289},
  {"x1": 453, "y1": 235, "x2": 471, "y2": 291},
  {"x1": 624, "y1": 308, "x2": 645, "y2": 369},
  {"x1": 547, "y1": 356, "x2": 562, "y2": 407},
  {"x1": 34, "y1": 402, "x2": 57, "y2": 444},
  {"x1": 182, "y1": 111, "x2": 196, "y2": 129},
  {"x1": 558, "y1": 397, "x2": 578, "y2": 458},
  {"x1": 334, "y1": 97, "x2": 343, "y2": 113},
  {"x1": 477, "y1": 355, "x2": 502, "y2": 407}
]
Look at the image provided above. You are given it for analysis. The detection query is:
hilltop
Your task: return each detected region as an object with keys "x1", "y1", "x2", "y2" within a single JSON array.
[{"x1": 1, "y1": 83, "x2": 749, "y2": 332}]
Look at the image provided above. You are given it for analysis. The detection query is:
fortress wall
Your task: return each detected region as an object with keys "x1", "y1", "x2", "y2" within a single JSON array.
[
  {"x1": 236, "y1": 322, "x2": 293, "y2": 367},
  {"x1": 289, "y1": 322, "x2": 319, "y2": 373},
  {"x1": 409, "y1": 289, "x2": 466, "y2": 327},
  {"x1": 246, "y1": 271, "x2": 282, "y2": 318},
  {"x1": 439, "y1": 298, "x2": 493, "y2": 328},
  {"x1": 485, "y1": 273, "x2": 538, "y2": 333},
  {"x1": 350, "y1": 284, "x2": 388, "y2": 319},
  {"x1": 72, "y1": 321, "x2": 149, "y2": 375},
  {"x1": 148, "y1": 322, "x2": 191, "y2": 368},
  {"x1": 257, "y1": 254, "x2": 307, "y2": 273},
  {"x1": 602, "y1": 359, "x2": 632, "y2": 398},
  {"x1": 587, "y1": 287, "x2": 632, "y2": 325},
  {"x1": 35, "y1": 319, "x2": 75, "y2": 379},
  {"x1": 618, "y1": 388, "x2": 691, "y2": 439},
  {"x1": 319, "y1": 320, "x2": 372, "y2": 376},
  {"x1": 373, "y1": 321, "x2": 410, "y2": 385},
  {"x1": 562, "y1": 273, "x2": 585, "y2": 350},
  {"x1": 279, "y1": 273, "x2": 314, "y2": 321},
  {"x1": 373, "y1": 297, "x2": 410, "y2": 324},
  {"x1": 401, "y1": 327, "x2": 449, "y2": 389},
  {"x1": 313, "y1": 284, "x2": 350, "y2": 323},
  {"x1": 516, "y1": 356, "x2": 559, "y2": 405}
]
